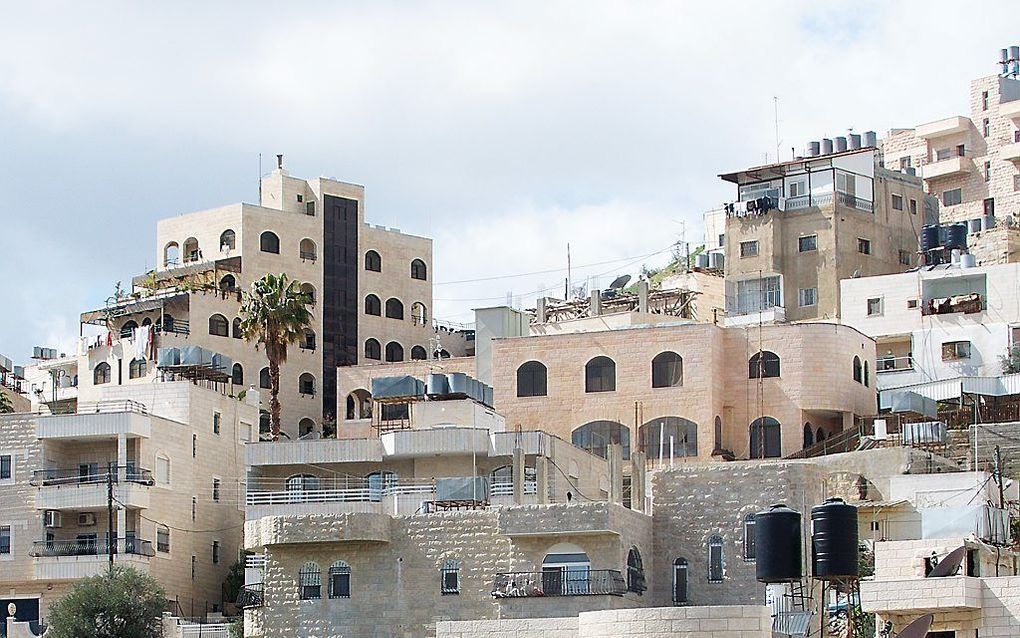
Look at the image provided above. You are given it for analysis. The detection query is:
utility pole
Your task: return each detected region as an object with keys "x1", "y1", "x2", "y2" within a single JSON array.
[{"x1": 107, "y1": 461, "x2": 115, "y2": 569}]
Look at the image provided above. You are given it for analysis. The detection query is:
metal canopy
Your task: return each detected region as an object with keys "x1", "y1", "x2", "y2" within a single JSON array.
[{"x1": 80, "y1": 292, "x2": 189, "y2": 325}]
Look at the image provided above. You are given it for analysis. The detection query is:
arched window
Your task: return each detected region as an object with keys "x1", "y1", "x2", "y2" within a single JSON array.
[
  {"x1": 410, "y1": 259, "x2": 427, "y2": 280},
  {"x1": 749, "y1": 417, "x2": 782, "y2": 459},
  {"x1": 714, "y1": 416, "x2": 723, "y2": 452},
  {"x1": 707, "y1": 535, "x2": 724, "y2": 582},
  {"x1": 219, "y1": 275, "x2": 236, "y2": 293},
  {"x1": 584, "y1": 356, "x2": 616, "y2": 393},
  {"x1": 743, "y1": 514, "x2": 756, "y2": 561},
  {"x1": 120, "y1": 320, "x2": 139, "y2": 339},
  {"x1": 364, "y1": 339, "x2": 381, "y2": 360},
  {"x1": 627, "y1": 547, "x2": 646, "y2": 594},
  {"x1": 301, "y1": 329, "x2": 316, "y2": 351},
  {"x1": 572, "y1": 421, "x2": 630, "y2": 459},
  {"x1": 365, "y1": 250, "x2": 382, "y2": 272},
  {"x1": 651, "y1": 351, "x2": 683, "y2": 388},
  {"x1": 385, "y1": 342, "x2": 404, "y2": 363},
  {"x1": 231, "y1": 363, "x2": 244, "y2": 386},
  {"x1": 219, "y1": 229, "x2": 235, "y2": 251},
  {"x1": 141, "y1": 317, "x2": 152, "y2": 326},
  {"x1": 864, "y1": 360, "x2": 870, "y2": 387},
  {"x1": 345, "y1": 389, "x2": 372, "y2": 420},
  {"x1": 300, "y1": 283, "x2": 316, "y2": 305},
  {"x1": 183, "y1": 237, "x2": 200, "y2": 263},
  {"x1": 260, "y1": 231, "x2": 280, "y2": 254},
  {"x1": 94, "y1": 362, "x2": 111, "y2": 385},
  {"x1": 163, "y1": 242, "x2": 180, "y2": 267},
  {"x1": 259, "y1": 411, "x2": 270, "y2": 436},
  {"x1": 672, "y1": 558, "x2": 689, "y2": 605},
  {"x1": 298, "y1": 418, "x2": 316, "y2": 437},
  {"x1": 129, "y1": 358, "x2": 147, "y2": 379},
  {"x1": 299, "y1": 562, "x2": 321, "y2": 600},
  {"x1": 299, "y1": 373, "x2": 316, "y2": 396},
  {"x1": 853, "y1": 356, "x2": 862, "y2": 383},
  {"x1": 259, "y1": 367, "x2": 271, "y2": 390},
  {"x1": 286, "y1": 474, "x2": 320, "y2": 492},
  {"x1": 816, "y1": 428, "x2": 826, "y2": 443},
  {"x1": 639, "y1": 417, "x2": 698, "y2": 459},
  {"x1": 232, "y1": 317, "x2": 243, "y2": 339},
  {"x1": 540, "y1": 543, "x2": 591, "y2": 596},
  {"x1": 410, "y1": 302, "x2": 428, "y2": 326},
  {"x1": 441, "y1": 559, "x2": 460, "y2": 595},
  {"x1": 385, "y1": 298, "x2": 404, "y2": 320},
  {"x1": 329, "y1": 561, "x2": 351, "y2": 599},
  {"x1": 749, "y1": 351, "x2": 781, "y2": 378},
  {"x1": 803, "y1": 423, "x2": 814, "y2": 448},
  {"x1": 364, "y1": 294, "x2": 381, "y2": 316},
  {"x1": 299, "y1": 238, "x2": 317, "y2": 261},
  {"x1": 366, "y1": 471, "x2": 398, "y2": 502},
  {"x1": 209, "y1": 314, "x2": 229, "y2": 337},
  {"x1": 516, "y1": 361, "x2": 548, "y2": 397},
  {"x1": 410, "y1": 345, "x2": 428, "y2": 360}
]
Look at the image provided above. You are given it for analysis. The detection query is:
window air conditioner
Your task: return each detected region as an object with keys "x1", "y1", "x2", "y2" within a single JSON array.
[
  {"x1": 44, "y1": 510, "x2": 62, "y2": 528},
  {"x1": 78, "y1": 512, "x2": 97, "y2": 527}
]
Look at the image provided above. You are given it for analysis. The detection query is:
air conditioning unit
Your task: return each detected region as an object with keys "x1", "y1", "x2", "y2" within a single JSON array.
[
  {"x1": 78, "y1": 512, "x2": 97, "y2": 527},
  {"x1": 43, "y1": 510, "x2": 62, "y2": 528}
]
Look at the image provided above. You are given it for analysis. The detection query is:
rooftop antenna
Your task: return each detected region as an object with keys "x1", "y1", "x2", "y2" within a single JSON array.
[
  {"x1": 258, "y1": 153, "x2": 263, "y2": 205},
  {"x1": 773, "y1": 96, "x2": 781, "y2": 162},
  {"x1": 567, "y1": 243, "x2": 572, "y2": 300}
]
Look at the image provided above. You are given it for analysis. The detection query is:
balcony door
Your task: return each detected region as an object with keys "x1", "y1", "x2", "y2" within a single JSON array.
[{"x1": 542, "y1": 543, "x2": 591, "y2": 595}]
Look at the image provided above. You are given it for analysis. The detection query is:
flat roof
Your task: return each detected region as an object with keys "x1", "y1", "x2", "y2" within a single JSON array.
[{"x1": 719, "y1": 147, "x2": 875, "y2": 184}]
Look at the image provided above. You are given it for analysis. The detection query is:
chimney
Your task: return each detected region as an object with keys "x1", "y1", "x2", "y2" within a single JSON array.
[
  {"x1": 637, "y1": 280, "x2": 650, "y2": 314},
  {"x1": 590, "y1": 289, "x2": 602, "y2": 317}
]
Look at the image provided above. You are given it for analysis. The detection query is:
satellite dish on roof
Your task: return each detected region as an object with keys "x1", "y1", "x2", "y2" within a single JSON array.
[
  {"x1": 892, "y1": 614, "x2": 933, "y2": 638},
  {"x1": 609, "y1": 275, "x2": 632, "y2": 290},
  {"x1": 926, "y1": 546, "x2": 966, "y2": 578}
]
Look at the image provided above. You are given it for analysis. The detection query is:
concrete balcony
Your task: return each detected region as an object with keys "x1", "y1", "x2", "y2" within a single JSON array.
[
  {"x1": 245, "y1": 438, "x2": 383, "y2": 466},
  {"x1": 497, "y1": 502, "x2": 649, "y2": 538},
  {"x1": 382, "y1": 427, "x2": 492, "y2": 458},
  {"x1": 922, "y1": 156, "x2": 974, "y2": 181},
  {"x1": 999, "y1": 141, "x2": 1020, "y2": 163},
  {"x1": 37, "y1": 408, "x2": 152, "y2": 440},
  {"x1": 916, "y1": 116, "x2": 971, "y2": 139},
  {"x1": 32, "y1": 538, "x2": 153, "y2": 580},
  {"x1": 244, "y1": 511, "x2": 391, "y2": 549},
  {"x1": 1000, "y1": 99, "x2": 1020, "y2": 123},
  {"x1": 860, "y1": 576, "x2": 983, "y2": 614},
  {"x1": 36, "y1": 481, "x2": 152, "y2": 510}
]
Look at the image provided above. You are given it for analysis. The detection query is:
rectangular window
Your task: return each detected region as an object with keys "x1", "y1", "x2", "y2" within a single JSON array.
[
  {"x1": 899, "y1": 250, "x2": 912, "y2": 266},
  {"x1": 296, "y1": 194, "x2": 303, "y2": 203},
  {"x1": 788, "y1": 180, "x2": 805, "y2": 197},
  {"x1": 330, "y1": 567, "x2": 352, "y2": 598},
  {"x1": 891, "y1": 194, "x2": 903, "y2": 211},
  {"x1": 1015, "y1": 174, "x2": 1020, "y2": 192},
  {"x1": 943, "y1": 188, "x2": 962, "y2": 206},
  {"x1": 156, "y1": 456, "x2": 170, "y2": 486},
  {"x1": 942, "y1": 341, "x2": 972, "y2": 361},
  {"x1": 718, "y1": 233, "x2": 725, "y2": 248},
  {"x1": 798, "y1": 288, "x2": 817, "y2": 307},
  {"x1": 192, "y1": 434, "x2": 197, "y2": 458},
  {"x1": 910, "y1": 199, "x2": 918, "y2": 215},
  {"x1": 240, "y1": 422, "x2": 252, "y2": 443},
  {"x1": 212, "y1": 540, "x2": 220, "y2": 564},
  {"x1": 858, "y1": 238, "x2": 872, "y2": 255},
  {"x1": 743, "y1": 518, "x2": 757, "y2": 561},
  {"x1": 985, "y1": 198, "x2": 995, "y2": 217},
  {"x1": 985, "y1": 161, "x2": 992, "y2": 182},
  {"x1": 441, "y1": 562, "x2": 460, "y2": 595},
  {"x1": 983, "y1": 118, "x2": 990, "y2": 137},
  {"x1": 1012, "y1": 325, "x2": 1020, "y2": 346},
  {"x1": 0, "y1": 455, "x2": 11, "y2": 481},
  {"x1": 907, "y1": 299, "x2": 919, "y2": 309},
  {"x1": 867, "y1": 298, "x2": 883, "y2": 316},
  {"x1": 0, "y1": 526, "x2": 9, "y2": 554},
  {"x1": 306, "y1": 201, "x2": 316, "y2": 216},
  {"x1": 708, "y1": 540, "x2": 724, "y2": 582},
  {"x1": 739, "y1": 240, "x2": 759, "y2": 258},
  {"x1": 982, "y1": 90, "x2": 989, "y2": 110},
  {"x1": 935, "y1": 148, "x2": 952, "y2": 161},
  {"x1": 212, "y1": 478, "x2": 221, "y2": 502},
  {"x1": 798, "y1": 235, "x2": 817, "y2": 252},
  {"x1": 899, "y1": 156, "x2": 912, "y2": 170},
  {"x1": 192, "y1": 497, "x2": 197, "y2": 521},
  {"x1": 213, "y1": 412, "x2": 221, "y2": 435},
  {"x1": 157, "y1": 527, "x2": 170, "y2": 553},
  {"x1": 192, "y1": 555, "x2": 197, "y2": 579}
]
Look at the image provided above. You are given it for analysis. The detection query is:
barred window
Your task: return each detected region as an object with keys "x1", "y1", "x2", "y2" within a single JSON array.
[
  {"x1": 672, "y1": 558, "x2": 688, "y2": 605},
  {"x1": 329, "y1": 561, "x2": 351, "y2": 599},
  {"x1": 743, "y1": 514, "x2": 756, "y2": 561},
  {"x1": 441, "y1": 559, "x2": 460, "y2": 595},
  {"x1": 708, "y1": 535, "x2": 724, "y2": 582},
  {"x1": 299, "y1": 562, "x2": 321, "y2": 600}
]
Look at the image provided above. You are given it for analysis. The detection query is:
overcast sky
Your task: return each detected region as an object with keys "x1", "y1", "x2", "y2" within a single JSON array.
[{"x1": 0, "y1": 1, "x2": 1016, "y2": 361}]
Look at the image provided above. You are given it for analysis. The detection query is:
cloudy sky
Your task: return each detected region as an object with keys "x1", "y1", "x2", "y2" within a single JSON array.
[{"x1": 0, "y1": 1, "x2": 1015, "y2": 360}]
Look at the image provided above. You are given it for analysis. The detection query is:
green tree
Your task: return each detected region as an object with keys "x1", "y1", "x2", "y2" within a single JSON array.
[
  {"x1": 0, "y1": 391, "x2": 14, "y2": 414},
  {"x1": 1001, "y1": 343, "x2": 1020, "y2": 374},
  {"x1": 46, "y1": 565, "x2": 166, "y2": 638},
  {"x1": 239, "y1": 273, "x2": 314, "y2": 440},
  {"x1": 221, "y1": 555, "x2": 246, "y2": 609}
]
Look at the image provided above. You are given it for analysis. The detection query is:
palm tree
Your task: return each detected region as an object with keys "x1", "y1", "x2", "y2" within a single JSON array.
[{"x1": 238, "y1": 273, "x2": 314, "y2": 440}]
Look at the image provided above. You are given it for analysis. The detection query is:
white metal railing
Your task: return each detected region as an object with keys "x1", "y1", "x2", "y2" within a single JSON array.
[
  {"x1": 245, "y1": 553, "x2": 267, "y2": 569},
  {"x1": 733, "y1": 290, "x2": 781, "y2": 316},
  {"x1": 490, "y1": 481, "x2": 538, "y2": 496},
  {"x1": 245, "y1": 482, "x2": 435, "y2": 506},
  {"x1": 877, "y1": 356, "x2": 914, "y2": 373}
]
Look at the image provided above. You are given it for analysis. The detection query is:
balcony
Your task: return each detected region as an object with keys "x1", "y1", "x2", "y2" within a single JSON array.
[
  {"x1": 491, "y1": 570, "x2": 626, "y2": 598},
  {"x1": 1000, "y1": 98, "x2": 1020, "y2": 123},
  {"x1": 33, "y1": 467, "x2": 153, "y2": 510},
  {"x1": 244, "y1": 511, "x2": 391, "y2": 549},
  {"x1": 237, "y1": 584, "x2": 264, "y2": 609},
  {"x1": 922, "y1": 156, "x2": 974, "y2": 181},
  {"x1": 877, "y1": 355, "x2": 914, "y2": 374},
  {"x1": 32, "y1": 538, "x2": 154, "y2": 580},
  {"x1": 1000, "y1": 141, "x2": 1020, "y2": 163},
  {"x1": 36, "y1": 406, "x2": 152, "y2": 440},
  {"x1": 835, "y1": 191, "x2": 873, "y2": 212},
  {"x1": 497, "y1": 502, "x2": 647, "y2": 538},
  {"x1": 915, "y1": 116, "x2": 971, "y2": 139},
  {"x1": 860, "y1": 576, "x2": 982, "y2": 614}
]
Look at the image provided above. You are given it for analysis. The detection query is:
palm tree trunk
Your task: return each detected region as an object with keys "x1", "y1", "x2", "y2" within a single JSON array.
[{"x1": 268, "y1": 357, "x2": 282, "y2": 440}]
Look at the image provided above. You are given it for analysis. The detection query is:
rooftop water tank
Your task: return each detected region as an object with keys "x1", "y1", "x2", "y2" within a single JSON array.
[
  {"x1": 944, "y1": 223, "x2": 968, "y2": 250},
  {"x1": 709, "y1": 252, "x2": 725, "y2": 271},
  {"x1": 755, "y1": 504, "x2": 803, "y2": 583},
  {"x1": 848, "y1": 133, "x2": 861, "y2": 150},
  {"x1": 811, "y1": 498, "x2": 859, "y2": 580},
  {"x1": 696, "y1": 253, "x2": 710, "y2": 269},
  {"x1": 835, "y1": 136, "x2": 848, "y2": 152},
  {"x1": 448, "y1": 373, "x2": 469, "y2": 396},
  {"x1": 920, "y1": 225, "x2": 940, "y2": 252},
  {"x1": 821, "y1": 138, "x2": 834, "y2": 155},
  {"x1": 863, "y1": 131, "x2": 878, "y2": 147},
  {"x1": 806, "y1": 141, "x2": 821, "y2": 157},
  {"x1": 426, "y1": 373, "x2": 449, "y2": 397}
]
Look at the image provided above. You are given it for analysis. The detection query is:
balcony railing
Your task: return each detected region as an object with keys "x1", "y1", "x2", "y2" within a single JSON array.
[
  {"x1": 876, "y1": 356, "x2": 914, "y2": 373},
  {"x1": 73, "y1": 400, "x2": 149, "y2": 415},
  {"x1": 836, "y1": 191, "x2": 873, "y2": 212},
  {"x1": 300, "y1": 251, "x2": 317, "y2": 262},
  {"x1": 31, "y1": 466, "x2": 154, "y2": 487},
  {"x1": 491, "y1": 570, "x2": 627, "y2": 598},
  {"x1": 237, "y1": 584, "x2": 264, "y2": 608},
  {"x1": 490, "y1": 481, "x2": 538, "y2": 497},
  {"x1": 245, "y1": 479, "x2": 436, "y2": 506},
  {"x1": 30, "y1": 538, "x2": 154, "y2": 558}
]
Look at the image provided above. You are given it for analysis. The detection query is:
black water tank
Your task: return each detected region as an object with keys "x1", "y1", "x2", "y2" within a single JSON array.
[
  {"x1": 944, "y1": 223, "x2": 968, "y2": 251},
  {"x1": 755, "y1": 504, "x2": 803, "y2": 583},
  {"x1": 920, "y1": 225, "x2": 940, "y2": 252},
  {"x1": 811, "y1": 497, "x2": 859, "y2": 580}
]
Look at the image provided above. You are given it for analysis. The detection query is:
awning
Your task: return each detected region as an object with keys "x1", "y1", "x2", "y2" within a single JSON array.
[{"x1": 80, "y1": 292, "x2": 189, "y2": 325}]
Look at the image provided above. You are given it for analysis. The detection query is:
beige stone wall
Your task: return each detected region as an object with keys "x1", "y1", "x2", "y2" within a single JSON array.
[{"x1": 488, "y1": 321, "x2": 876, "y2": 461}]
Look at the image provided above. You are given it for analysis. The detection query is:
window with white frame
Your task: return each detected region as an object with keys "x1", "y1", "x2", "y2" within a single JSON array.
[
  {"x1": 942, "y1": 341, "x2": 972, "y2": 361},
  {"x1": 0, "y1": 454, "x2": 13, "y2": 482},
  {"x1": 213, "y1": 412, "x2": 221, "y2": 435},
  {"x1": 788, "y1": 180, "x2": 806, "y2": 197},
  {"x1": 891, "y1": 194, "x2": 903, "y2": 211},
  {"x1": 798, "y1": 288, "x2": 817, "y2": 307},
  {"x1": 157, "y1": 526, "x2": 170, "y2": 553},
  {"x1": 867, "y1": 298, "x2": 883, "y2": 316},
  {"x1": 943, "y1": 188, "x2": 962, "y2": 206},
  {"x1": 0, "y1": 525, "x2": 10, "y2": 556},
  {"x1": 983, "y1": 118, "x2": 990, "y2": 137},
  {"x1": 155, "y1": 455, "x2": 171, "y2": 486},
  {"x1": 739, "y1": 240, "x2": 759, "y2": 258},
  {"x1": 707, "y1": 535, "x2": 724, "y2": 582}
]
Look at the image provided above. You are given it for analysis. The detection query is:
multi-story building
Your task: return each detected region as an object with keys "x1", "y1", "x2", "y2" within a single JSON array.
[
  {"x1": 0, "y1": 379, "x2": 256, "y2": 627},
  {"x1": 77, "y1": 162, "x2": 433, "y2": 438},
  {"x1": 714, "y1": 145, "x2": 924, "y2": 324},
  {"x1": 840, "y1": 260, "x2": 1020, "y2": 408},
  {"x1": 21, "y1": 348, "x2": 78, "y2": 414},
  {"x1": 0, "y1": 353, "x2": 30, "y2": 414},
  {"x1": 880, "y1": 50, "x2": 1020, "y2": 266}
]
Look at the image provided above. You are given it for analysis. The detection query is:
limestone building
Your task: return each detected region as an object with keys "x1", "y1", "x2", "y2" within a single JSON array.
[
  {"x1": 0, "y1": 379, "x2": 256, "y2": 627},
  {"x1": 880, "y1": 49, "x2": 1020, "y2": 266},
  {"x1": 77, "y1": 161, "x2": 434, "y2": 439},
  {"x1": 717, "y1": 145, "x2": 924, "y2": 325}
]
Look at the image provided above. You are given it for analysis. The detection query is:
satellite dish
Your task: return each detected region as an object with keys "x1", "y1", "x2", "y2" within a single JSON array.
[
  {"x1": 609, "y1": 275, "x2": 632, "y2": 290},
  {"x1": 926, "y1": 546, "x2": 966, "y2": 578},
  {"x1": 892, "y1": 614, "x2": 933, "y2": 638}
]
